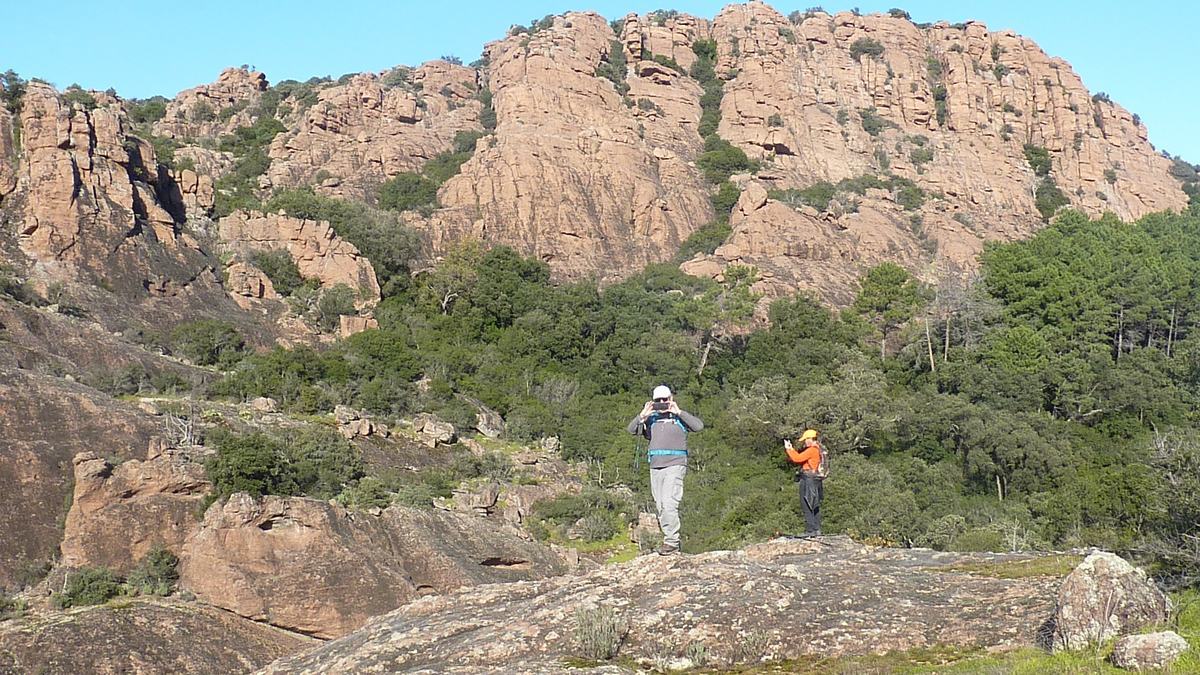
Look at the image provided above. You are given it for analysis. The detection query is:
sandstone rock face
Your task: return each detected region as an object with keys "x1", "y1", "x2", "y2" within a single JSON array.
[
  {"x1": 621, "y1": 12, "x2": 711, "y2": 73},
  {"x1": 0, "y1": 106, "x2": 16, "y2": 198},
  {"x1": 0, "y1": 599, "x2": 313, "y2": 674},
  {"x1": 266, "y1": 63, "x2": 481, "y2": 201},
  {"x1": 0, "y1": 369, "x2": 158, "y2": 589},
  {"x1": 427, "y1": 12, "x2": 714, "y2": 283},
  {"x1": 1050, "y1": 552, "x2": 1170, "y2": 652},
  {"x1": 1110, "y1": 631, "x2": 1190, "y2": 671},
  {"x1": 180, "y1": 495, "x2": 568, "y2": 639},
  {"x1": 685, "y1": 5, "x2": 1187, "y2": 302},
  {"x1": 59, "y1": 449, "x2": 210, "y2": 573},
  {"x1": 413, "y1": 412, "x2": 457, "y2": 447},
  {"x1": 225, "y1": 260, "x2": 280, "y2": 309},
  {"x1": 153, "y1": 67, "x2": 268, "y2": 141},
  {"x1": 217, "y1": 210, "x2": 381, "y2": 305},
  {"x1": 260, "y1": 537, "x2": 1063, "y2": 673}
]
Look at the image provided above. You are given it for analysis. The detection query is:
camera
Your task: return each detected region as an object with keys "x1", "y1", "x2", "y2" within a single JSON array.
[{"x1": 651, "y1": 401, "x2": 670, "y2": 411}]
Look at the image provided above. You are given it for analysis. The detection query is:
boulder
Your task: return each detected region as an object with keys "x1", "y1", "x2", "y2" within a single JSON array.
[
  {"x1": 1049, "y1": 552, "x2": 1171, "y2": 652},
  {"x1": 180, "y1": 495, "x2": 569, "y2": 638},
  {"x1": 250, "y1": 396, "x2": 279, "y2": 413},
  {"x1": 413, "y1": 413, "x2": 457, "y2": 447},
  {"x1": 1110, "y1": 631, "x2": 1189, "y2": 671}
]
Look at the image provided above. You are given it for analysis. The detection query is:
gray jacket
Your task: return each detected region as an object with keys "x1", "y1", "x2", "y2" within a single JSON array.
[{"x1": 627, "y1": 407, "x2": 704, "y2": 469}]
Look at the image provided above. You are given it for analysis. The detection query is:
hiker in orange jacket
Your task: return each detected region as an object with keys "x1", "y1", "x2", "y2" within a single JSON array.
[{"x1": 785, "y1": 429, "x2": 824, "y2": 536}]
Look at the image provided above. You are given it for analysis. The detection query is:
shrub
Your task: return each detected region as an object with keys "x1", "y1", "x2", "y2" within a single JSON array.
[
  {"x1": 1023, "y1": 144, "x2": 1052, "y2": 177},
  {"x1": 910, "y1": 146, "x2": 934, "y2": 168},
  {"x1": 378, "y1": 173, "x2": 439, "y2": 212},
  {"x1": 249, "y1": 249, "x2": 309, "y2": 296},
  {"x1": 1, "y1": 70, "x2": 27, "y2": 115},
  {"x1": 849, "y1": 38, "x2": 885, "y2": 60},
  {"x1": 53, "y1": 567, "x2": 123, "y2": 608},
  {"x1": 440, "y1": 55, "x2": 463, "y2": 66},
  {"x1": 676, "y1": 220, "x2": 731, "y2": 261},
  {"x1": 578, "y1": 513, "x2": 619, "y2": 542},
  {"x1": 337, "y1": 476, "x2": 393, "y2": 510},
  {"x1": 767, "y1": 113, "x2": 784, "y2": 127},
  {"x1": 63, "y1": 86, "x2": 99, "y2": 111},
  {"x1": 697, "y1": 137, "x2": 757, "y2": 183},
  {"x1": 859, "y1": 107, "x2": 894, "y2": 137},
  {"x1": 770, "y1": 181, "x2": 836, "y2": 211},
  {"x1": 126, "y1": 546, "x2": 179, "y2": 596},
  {"x1": 1034, "y1": 178, "x2": 1069, "y2": 221},
  {"x1": 0, "y1": 593, "x2": 27, "y2": 620},
  {"x1": 170, "y1": 319, "x2": 245, "y2": 368},
  {"x1": 649, "y1": 53, "x2": 684, "y2": 74},
  {"x1": 206, "y1": 433, "x2": 295, "y2": 498},
  {"x1": 595, "y1": 41, "x2": 629, "y2": 97},
  {"x1": 574, "y1": 606, "x2": 627, "y2": 660},
  {"x1": 888, "y1": 8, "x2": 911, "y2": 19},
  {"x1": 711, "y1": 181, "x2": 740, "y2": 216},
  {"x1": 1104, "y1": 168, "x2": 1118, "y2": 184},
  {"x1": 896, "y1": 183, "x2": 926, "y2": 210},
  {"x1": 127, "y1": 97, "x2": 167, "y2": 124},
  {"x1": 316, "y1": 284, "x2": 357, "y2": 331}
]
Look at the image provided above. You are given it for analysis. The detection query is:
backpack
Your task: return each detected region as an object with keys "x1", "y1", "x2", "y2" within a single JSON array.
[{"x1": 813, "y1": 443, "x2": 830, "y2": 479}]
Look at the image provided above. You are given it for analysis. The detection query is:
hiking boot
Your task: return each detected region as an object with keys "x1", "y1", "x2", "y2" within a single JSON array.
[{"x1": 656, "y1": 544, "x2": 680, "y2": 556}]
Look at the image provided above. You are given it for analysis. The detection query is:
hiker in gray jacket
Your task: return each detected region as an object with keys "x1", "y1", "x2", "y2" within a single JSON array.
[{"x1": 627, "y1": 385, "x2": 703, "y2": 555}]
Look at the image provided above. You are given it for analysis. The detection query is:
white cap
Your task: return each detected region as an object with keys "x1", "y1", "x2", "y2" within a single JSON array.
[{"x1": 652, "y1": 385, "x2": 672, "y2": 400}]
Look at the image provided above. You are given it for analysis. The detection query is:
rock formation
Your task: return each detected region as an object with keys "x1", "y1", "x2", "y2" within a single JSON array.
[
  {"x1": 153, "y1": 67, "x2": 269, "y2": 141},
  {"x1": 0, "y1": 370, "x2": 159, "y2": 589},
  {"x1": 425, "y1": 12, "x2": 714, "y2": 284},
  {"x1": 0, "y1": 599, "x2": 313, "y2": 674},
  {"x1": 267, "y1": 63, "x2": 482, "y2": 202},
  {"x1": 259, "y1": 537, "x2": 1064, "y2": 672},
  {"x1": 180, "y1": 495, "x2": 570, "y2": 638},
  {"x1": 59, "y1": 447, "x2": 211, "y2": 573},
  {"x1": 1110, "y1": 631, "x2": 1190, "y2": 671},
  {"x1": 1049, "y1": 551, "x2": 1170, "y2": 652},
  {"x1": 217, "y1": 210, "x2": 381, "y2": 305}
]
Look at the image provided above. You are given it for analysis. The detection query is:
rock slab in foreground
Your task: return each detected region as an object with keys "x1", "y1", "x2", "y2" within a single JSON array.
[
  {"x1": 0, "y1": 599, "x2": 313, "y2": 675},
  {"x1": 260, "y1": 537, "x2": 1064, "y2": 674},
  {"x1": 1050, "y1": 552, "x2": 1170, "y2": 652},
  {"x1": 1110, "y1": 631, "x2": 1189, "y2": 671}
]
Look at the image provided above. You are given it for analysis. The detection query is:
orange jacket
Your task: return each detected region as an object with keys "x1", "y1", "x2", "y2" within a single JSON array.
[{"x1": 786, "y1": 442, "x2": 822, "y2": 473}]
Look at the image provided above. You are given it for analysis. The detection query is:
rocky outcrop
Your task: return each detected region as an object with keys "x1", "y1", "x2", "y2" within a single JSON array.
[
  {"x1": 0, "y1": 106, "x2": 16, "y2": 198},
  {"x1": 259, "y1": 537, "x2": 1066, "y2": 673},
  {"x1": 0, "y1": 599, "x2": 313, "y2": 674},
  {"x1": 180, "y1": 495, "x2": 570, "y2": 638},
  {"x1": 426, "y1": 12, "x2": 713, "y2": 283},
  {"x1": 1050, "y1": 551, "x2": 1170, "y2": 652},
  {"x1": 153, "y1": 67, "x2": 269, "y2": 141},
  {"x1": 685, "y1": 5, "x2": 1187, "y2": 302},
  {"x1": 266, "y1": 63, "x2": 482, "y2": 201},
  {"x1": 1110, "y1": 631, "x2": 1190, "y2": 671},
  {"x1": 217, "y1": 210, "x2": 381, "y2": 305},
  {"x1": 0, "y1": 369, "x2": 159, "y2": 589},
  {"x1": 59, "y1": 447, "x2": 210, "y2": 573}
]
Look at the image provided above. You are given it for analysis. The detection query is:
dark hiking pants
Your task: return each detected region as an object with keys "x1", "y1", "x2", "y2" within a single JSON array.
[{"x1": 800, "y1": 473, "x2": 823, "y2": 534}]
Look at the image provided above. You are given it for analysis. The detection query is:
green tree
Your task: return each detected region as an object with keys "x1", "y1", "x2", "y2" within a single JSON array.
[{"x1": 852, "y1": 262, "x2": 923, "y2": 359}]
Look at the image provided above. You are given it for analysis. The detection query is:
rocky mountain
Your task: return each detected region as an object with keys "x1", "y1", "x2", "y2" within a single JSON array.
[{"x1": 3, "y1": 2, "x2": 1186, "y2": 314}]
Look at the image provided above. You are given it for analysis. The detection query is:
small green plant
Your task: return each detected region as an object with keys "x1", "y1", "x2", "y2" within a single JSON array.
[
  {"x1": 574, "y1": 606, "x2": 627, "y2": 660},
  {"x1": 1104, "y1": 168, "x2": 1118, "y2": 184},
  {"x1": 648, "y1": 53, "x2": 684, "y2": 74},
  {"x1": 849, "y1": 38, "x2": 885, "y2": 60},
  {"x1": 595, "y1": 41, "x2": 630, "y2": 97},
  {"x1": 730, "y1": 629, "x2": 771, "y2": 664},
  {"x1": 126, "y1": 546, "x2": 179, "y2": 596},
  {"x1": 378, "y1": 172, "x2": 439, "y2": 212},
  {"x1": 1023, "y1": 144, "x2": 1052, "y2": 176},
  {"x1": 62, "y1": 86, "x2": 98, "y2": 111},
  {"x1": 0, "y1": 593, "x2": 27, "y2": 620},
  {"x1": 170, "y1": 319, "x2": 245, "y2": 368},
  {"x1": 767, "y1": 113, "x2": 784, "y2": 127},
  {"x1": 53, "y1": 567, "x2": 124, "y2": 608},
  {"x1": 316, "y1": 284, "x2": 358, "y2": 331},
  {"x1": 859, "y1": 107, "x2": 895, "y2": 137},
  {"x1": 676, "y1": 220, "x2": 732, "y2": 261},
  {"x1": 249, "y1": 249, "x2": 310, "y2": 297},
  {"x1": 1034, "y1": 178, "x2": 1069, "y2": 221},
  {"x1": 910, "y1": 146, "x2": 934, "y2": 170},
  {"x1": 578, "y1": 513, "x2": 620, "y2": 542}
]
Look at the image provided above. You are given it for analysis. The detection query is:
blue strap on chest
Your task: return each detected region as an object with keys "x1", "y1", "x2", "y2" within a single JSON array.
[
  {"x1": 648, "y1": 449, "x2": 688, "y2": 456},
  {"x1": 647, "y1": 413, "x2": 688, "y2": 434}
]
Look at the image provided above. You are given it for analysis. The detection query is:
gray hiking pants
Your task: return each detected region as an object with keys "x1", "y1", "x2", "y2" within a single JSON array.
[
  {"x1": 650, "y1": 465, "x2": 687, "y2": 547},
  {"x1": 800, "y1": 473, "x2": 823, "y2": 535}
]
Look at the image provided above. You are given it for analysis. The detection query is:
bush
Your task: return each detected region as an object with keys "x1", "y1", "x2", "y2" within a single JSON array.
[
  {"x1": 574, "y1": 606, "x2": 627, "y2": 661},
  {"x1": 126, "y1": 546, "x2": 179, "y2": 596},
  {"x1": 316, "y1": 284, "x2": 357, "y2": 331},
  {"x1": 62, "y1": 86, "x2": 98, "y2": 111},
  {"x1": 578, "y1": 513, "x2": 619, "y2": 542},
  {"x1": 910, "y1": 146, "x2": 934, "y2": 168},
  {"x1": 1104, "y1": 168, "x2": 1118, "y2": 184},
  {"x1": 0, "y1": 593, "x2": 27, "y2": 620},
  {"x1": 1023, "y1": 144, "x2": 1052, "y2": 176},
  {"x1": 770, "y1": 182, "x2": 837, "y2": 211},
  {"x1": 849, "y1": 38, "x2": 885, "y2": 60},
  {"x1": 649, "y1": 53, "x2": 684, "y2": 74},
  {"x1": 378, "y1": 173, "x2": 438, "y2": 212},
  {"x1": 711, "y1": 181, "x2": 741, "y2": 216},
  {"x1": 859, "y1": 107, "x2": 894, "y2": 137},
  {"x1": 697, "y1": 138, "x2": 757, "y2": 183},
  {"x1": 676, "y1": 221, "x2": 732, "y2": 261},
  {"x1": 249, "y1": 249, "x2": 309, "y2": 296},
  {"x1": 336, "y1": 476, "x2": 393, "y2": 510},
  {"x1": 595, "y1": 41, "x2": 630, "y2": 97},
  {"x1": 206, "y1": 433, "x2": 295, "y2": 498},
  {"x1": 1034, "y1": 178, "x2": 1069, "y2": 221},
  {"x1": 170, "y1": 320, "x2": 245, "y2": 368},
  {"x1": 1, "y1": 70, "x2": 27, "y2": 115},
  {"x1": 53, "y1": 567, "x2": 123, "y2": 608},
  {"x1": 127, "y1": 97, "x2": 167, "y2": 124}
]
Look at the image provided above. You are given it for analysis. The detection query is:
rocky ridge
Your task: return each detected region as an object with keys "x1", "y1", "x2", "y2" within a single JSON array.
[{"x1": 260, "y1": 537, "x2": 1073, "y2": 673}]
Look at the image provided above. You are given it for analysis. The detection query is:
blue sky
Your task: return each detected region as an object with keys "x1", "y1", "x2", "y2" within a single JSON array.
[{"x1": 2, "y1": 1, "x2": 1194, "y2": 161}]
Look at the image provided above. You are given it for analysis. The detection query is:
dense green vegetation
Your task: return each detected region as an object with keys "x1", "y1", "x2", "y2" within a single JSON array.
[
  {"x1": 376, "y1": 129, "x2": 485, "y2": 215},
  {"x1": 200, "y1": 206, "x2": 1200, "y2": 584},
  {"x1": 213, "y1": 115, "x2": 288, "y2": 217}
]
